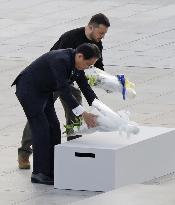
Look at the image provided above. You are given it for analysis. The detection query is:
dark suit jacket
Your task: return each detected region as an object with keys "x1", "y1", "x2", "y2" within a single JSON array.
[{"x1": 12, "y1": 48, "x2": 97, "y2": 110}]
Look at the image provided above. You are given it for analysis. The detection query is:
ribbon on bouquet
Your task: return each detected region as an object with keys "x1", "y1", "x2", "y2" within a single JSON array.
[
  {"x1": 116, "y1": 74, "x2": 135, "y2": 100},
  {"x1": 116, "y1": 74, "x2": 126, "y2": 100}
]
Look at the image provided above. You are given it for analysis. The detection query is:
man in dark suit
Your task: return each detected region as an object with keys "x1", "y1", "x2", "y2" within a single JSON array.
[
  {"x1": 12, "y1": 43, "x2": 101, "y2": 185},
  {"x1": 18, "y1": 13, "x2": 110, "y2": 169}
]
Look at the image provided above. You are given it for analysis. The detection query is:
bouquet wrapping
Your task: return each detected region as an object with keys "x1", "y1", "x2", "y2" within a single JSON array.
[
  {"x1": 64, "y1": 99, "x2": 139, "y2": 137},
  {"x1": 85, "y1": 67, "x2": 136, "y2": 100}
]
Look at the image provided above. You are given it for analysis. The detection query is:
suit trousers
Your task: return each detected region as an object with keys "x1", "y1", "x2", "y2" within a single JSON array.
[
  {"x1": 16, "y1": 78, "x2": 61, "y2": 176},
  {"x1": 18, "y1": 85, "x2": 82, "y2": 157}
]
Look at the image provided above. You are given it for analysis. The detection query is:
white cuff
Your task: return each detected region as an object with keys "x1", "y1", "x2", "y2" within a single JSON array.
[{"x1": 72, "y1": 105, "x2": 85, "y2": 116}]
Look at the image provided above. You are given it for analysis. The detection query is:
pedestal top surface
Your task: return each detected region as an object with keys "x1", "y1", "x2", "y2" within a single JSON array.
[{"x1": 57, "y1": 126, "x2": 175, "y2": 149}]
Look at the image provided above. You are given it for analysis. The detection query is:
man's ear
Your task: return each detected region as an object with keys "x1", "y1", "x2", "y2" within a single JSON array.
[
  {"x1": 88, "y1": 25, "x2": 93, "y2": 31},
  {"x1": 77, "y1": 53, "x2": 84, "y2": 60}
]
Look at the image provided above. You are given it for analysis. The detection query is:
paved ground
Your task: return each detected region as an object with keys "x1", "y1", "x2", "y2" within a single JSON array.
[
  {"x1": 0, "y1": 0, "x2": 175, "y2": 204},
  {"x1": 70, "y1": 184, "x2": 175, "y2": 205}
]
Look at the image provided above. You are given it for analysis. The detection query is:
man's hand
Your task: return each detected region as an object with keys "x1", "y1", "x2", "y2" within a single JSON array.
[{"x1": 82, "y1": 111, "x2": 98, "y2": 128}]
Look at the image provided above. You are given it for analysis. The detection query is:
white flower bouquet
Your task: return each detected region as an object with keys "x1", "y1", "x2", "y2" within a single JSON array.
[
  {"x1": 85, "y1": 67, "x2": 136, "y2": 100},
  {"x1": 64, "y1": 99, "x2": 139, "y2": 137}
]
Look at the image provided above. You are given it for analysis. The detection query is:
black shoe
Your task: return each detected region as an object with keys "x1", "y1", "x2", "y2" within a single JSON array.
[
  {"x1": 31, "y1": 173, "x2": 54, "y2": 185},
  {"x1": 67, "y1": 135, "x2": 82, "y2": 141}
]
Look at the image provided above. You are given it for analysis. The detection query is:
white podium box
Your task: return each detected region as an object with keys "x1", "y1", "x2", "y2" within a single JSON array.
[{"x1": 54, "y1": 126, "x2": 175, "y2": 191}]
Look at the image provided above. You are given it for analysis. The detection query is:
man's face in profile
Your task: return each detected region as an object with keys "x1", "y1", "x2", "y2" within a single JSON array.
[
  {"x1": 89, "y1": 24, "x2": 108, "y2": 42},
  {"x1": 75, "y1": 53, "x2": 97, "y2": 70}
]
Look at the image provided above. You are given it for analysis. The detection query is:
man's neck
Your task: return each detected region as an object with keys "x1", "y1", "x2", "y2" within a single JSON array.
[{"x1": 85, "y1": 26, "x2": 93, "y2": 41}]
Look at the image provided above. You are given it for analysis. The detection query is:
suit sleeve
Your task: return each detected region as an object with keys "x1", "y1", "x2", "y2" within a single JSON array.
[
  {"x1": 50, "y1": 58, "x2": 83, "y2": 114},
  {"x1": 76, "y1": 71, "x2": 98, "y2": 106}
]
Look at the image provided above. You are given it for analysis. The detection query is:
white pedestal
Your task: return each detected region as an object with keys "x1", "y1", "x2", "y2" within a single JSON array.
[{"x1": 54, "y1": 126, "x2": 175, "y2": 191}]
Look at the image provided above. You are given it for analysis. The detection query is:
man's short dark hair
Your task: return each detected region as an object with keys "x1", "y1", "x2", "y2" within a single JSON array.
[
  {"x1": 88, "y1": 13, "x2": 110, "y2": 27},
  {"x1": 76, "y1": 43, "x2": 101, "y2": 60}
]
